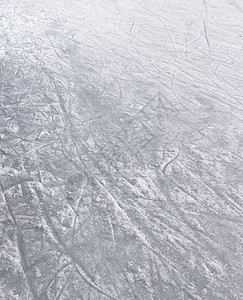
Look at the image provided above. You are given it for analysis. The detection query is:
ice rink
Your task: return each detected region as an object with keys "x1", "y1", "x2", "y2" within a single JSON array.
[{"x1": 0, "y1": 0, "x2": 242, "y2": 299}]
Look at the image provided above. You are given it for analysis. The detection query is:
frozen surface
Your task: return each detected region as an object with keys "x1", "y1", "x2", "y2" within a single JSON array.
[{"x1": 0, "y1": 0, "x2": 243, "y2": 299}]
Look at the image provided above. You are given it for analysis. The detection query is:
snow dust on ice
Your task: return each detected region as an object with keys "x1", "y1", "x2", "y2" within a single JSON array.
[{"x1": 0, "y1": 0, "x2": 242, "y2": 299}]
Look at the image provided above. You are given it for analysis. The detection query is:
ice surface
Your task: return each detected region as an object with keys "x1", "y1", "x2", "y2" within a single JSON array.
[{"x1": 0, "y1": 0, "x2": 242, "y2": 299}]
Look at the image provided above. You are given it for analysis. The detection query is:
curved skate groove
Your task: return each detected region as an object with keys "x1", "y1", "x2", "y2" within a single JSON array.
[{"x1": 0, "y1": 0, "x2": 242, "y2": 299}]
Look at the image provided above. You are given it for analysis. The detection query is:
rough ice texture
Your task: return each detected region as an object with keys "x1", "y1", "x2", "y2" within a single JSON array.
[{"x1": 0, "y1": 0, "x2": 242, "y2": 299}]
